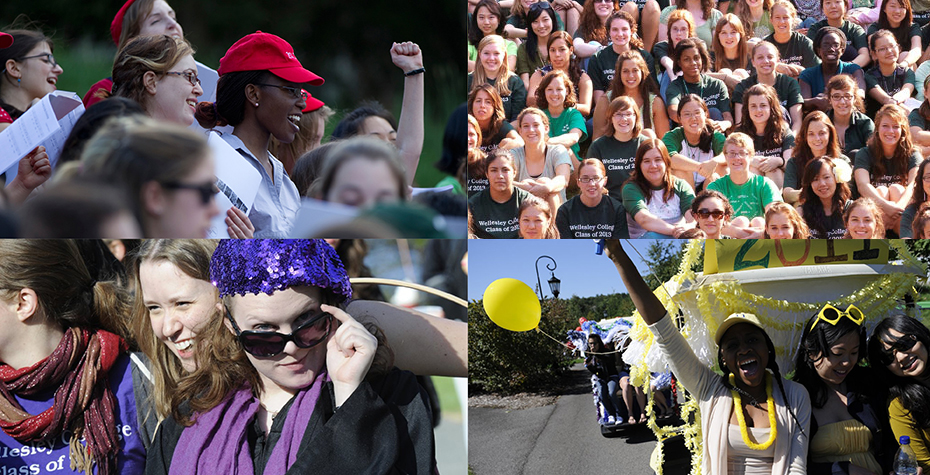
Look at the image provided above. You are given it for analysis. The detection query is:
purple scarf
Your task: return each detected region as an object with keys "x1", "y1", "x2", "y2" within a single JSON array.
[{"x1": 169, "y1": 372, "x2": 327, "y2": 475}]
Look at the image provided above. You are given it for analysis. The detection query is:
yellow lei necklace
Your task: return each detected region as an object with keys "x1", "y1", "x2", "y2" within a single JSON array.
[{"x1": 729, "y1": 372, "x2": 777, "y2": 451}]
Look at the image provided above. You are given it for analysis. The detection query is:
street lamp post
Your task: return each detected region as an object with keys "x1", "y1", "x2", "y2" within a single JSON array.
[{"x1": 535, "y1": 255, "x2": 561, "y2": 299}]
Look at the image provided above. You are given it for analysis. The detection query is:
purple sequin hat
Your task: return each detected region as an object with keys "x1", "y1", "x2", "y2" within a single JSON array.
[{"x1": 210, "y1": 239, "x2": 352, "y2": 301}]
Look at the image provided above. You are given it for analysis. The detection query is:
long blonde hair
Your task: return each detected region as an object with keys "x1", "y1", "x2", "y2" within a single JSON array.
[{"x1": 471, "y1": 35, "x2": 514, "y2": 96}]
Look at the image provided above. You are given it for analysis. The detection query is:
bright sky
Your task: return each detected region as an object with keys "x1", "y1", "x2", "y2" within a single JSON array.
[{"x1": 466, "y1": 240, "x2": 684, "y2": 301}]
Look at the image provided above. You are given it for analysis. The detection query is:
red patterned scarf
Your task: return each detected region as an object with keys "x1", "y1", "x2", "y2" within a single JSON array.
[{"x1": 0, "y1": 327, "x2": 128, "y2": 475}]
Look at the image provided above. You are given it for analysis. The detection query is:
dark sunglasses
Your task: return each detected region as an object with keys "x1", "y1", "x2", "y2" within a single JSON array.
[
  {"x1": 877, "y1": 334, "x2": 919, "y2": 366},
  {"x1": 252, "y1": 83, "x2": 308, "y2": 101},
  {"x1": 529, "y1": 1, "x2": 552, "y2": 12},
  {"x1": 226, "y1": 308, "x2": 333, "y2": 357},
  {"x1": 695, "y1": 209, "x2": 725, "y2": 219},
  {"x1": 161, "y1": 181, "x2": 219, "y2": 205}
]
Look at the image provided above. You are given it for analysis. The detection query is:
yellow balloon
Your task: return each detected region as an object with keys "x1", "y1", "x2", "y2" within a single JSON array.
[{"x1": 483, "y1": 278, "x2": 541, "y2": 332}]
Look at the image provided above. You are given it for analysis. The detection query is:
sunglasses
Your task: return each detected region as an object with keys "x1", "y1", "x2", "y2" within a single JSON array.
[
  {"x1": 876, "y1": 334, "x2": 919, "y2": 366},
  {"x1": 695, "y1": 209, "x2": 725, "y2": 219},
  {"x1": 810, "y1": 304, "x2": 864, "y2": 331},
  {"x1": 161, "y1": 181, "x2": 219, "y2": 205},
  {"x1": 529, "y1": 1, "x2": 552, "y2": 12},
  {"x1": 253, "y1": 83, "x2": 308, "y2": 101},
  {"x1": 226, "y1": 307, "x2": 333, "y2": 357}
]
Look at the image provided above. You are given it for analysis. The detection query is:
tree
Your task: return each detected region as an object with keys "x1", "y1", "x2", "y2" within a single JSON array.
[{"x1": 641, "y1": 241, "x2": 686, "y2": 289}]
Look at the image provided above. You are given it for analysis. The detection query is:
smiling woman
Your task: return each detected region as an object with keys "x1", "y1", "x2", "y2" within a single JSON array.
[{"x1": 194, "y1": 31, "x2": 324, "y2": 238}]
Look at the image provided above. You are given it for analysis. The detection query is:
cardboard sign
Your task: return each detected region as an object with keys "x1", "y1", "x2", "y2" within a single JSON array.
[{"x1": 704, "y1": 239, "x2": 890, "y2": 275}]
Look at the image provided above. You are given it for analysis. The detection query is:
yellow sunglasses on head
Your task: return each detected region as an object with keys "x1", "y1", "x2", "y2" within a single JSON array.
[{"x1": 810, "y1": 304, "x2": 865, "y2": 331}]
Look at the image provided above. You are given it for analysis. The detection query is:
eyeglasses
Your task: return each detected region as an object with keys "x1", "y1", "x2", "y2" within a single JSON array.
[
  {"x1": 876, "y1": 334, "x2": 919, "y2": 366},
  {"x1": 529, "y1": 1, "x2": 552, "y2": 12},
  {"x1": 594, "y1": 0, "x2": 613, "y2": 3},
  {"x1": 613, "y1": 112, "x2": 635, "y2": 119},
  {"x1": 579, "y1": 176, "x2": 603, "y2": 183},
  {"x1": 875, "y1": 45, "x2": 899, "y2": 54},
  {"x1": 161, "y1": 181, "x2": 218, "y2": 205},
  {"x1": 165, "y1": 70, "x2": 201, "y2": 87},
  {"x1": 19, "y1": 52, "x2": 57, "y2": 68},
  {"x1": 830, "y1": 94, "x2": 854, "y2": 102},
  {"x1": 725, "y1": 150, "x2": 750, "y2": 159},
  {"x1": 809, "y1": 304, "x2": 864, "y2": 331},
  {"x1": 695, "y1": 209, "x2": 725, "y2": 219},
  {"x1": 253, "y1": 83, "x2": 308, "y2": 100},
  {"x1": 226, "y1": 307, "x2": 333, "y2": 357}
]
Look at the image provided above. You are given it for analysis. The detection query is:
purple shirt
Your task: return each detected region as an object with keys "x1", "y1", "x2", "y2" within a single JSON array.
[{"x1": 0, "y1": 353, "x2": 146, "y2": 474}]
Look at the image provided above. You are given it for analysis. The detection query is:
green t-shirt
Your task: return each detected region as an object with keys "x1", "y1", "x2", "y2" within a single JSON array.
[
  {"x1": 621, "y1": 177, "x2": 695, "y2": 238},
  {"x1": 909, "y1": 107, "x2": 929, "y2": 130},
  {"x1": 866, "y1": 23, "x2": 921, "y2": 50},
  {"x1": 863, "y1": 66, "x2": 917, "y2": 116},
  {"x1": 901, "y1": 201, "x2": 921, "y2": 238},
  {"x1": 706, "y1": 174, "x2": 783, "y2": 218},
  {"x1": 751, "y1": 127, "x2": 795, "y2": 160},
  {"x1": 652, "y1": 41, "x2": 671, "y2": 76},
  {"x1": 662, "y1": 127, "x2": 727, "y2": 187},
  {"x1": 467, "y1": 73, "x2": 527, "y2": 123},
  {"x1": 468, "y1": 187, "x2": 532, "y2": 238},
  {"x1": 468, "y1": 39, "x2": 518, "y2": 63},
  {"x1": 732, "y1": 74, "x2": 804, "y2": 111},
  {"x1": 588, "y1": 46, "x2": 655, "y2": 92},
  {"x1": 806, "y1": 20, "x2": 867, "y2": 63},
  {"x1": 586, "y1": 134, "x2": 650, "y2": 199},
  {"x1": 748, "y1": 10, "x2": 774, "y2": 39},
  {"x1": 666, "y1": 75, "x2": 730, "y2": 121},
  {"x1": 515, "y1": 42, "x2": 549, "y2": 77},
  {"x1": 478, "y1": 121, "x2": 517, "y2": 156},
  {"x1": 764, "y1": 32, "x2": 820, "y2": 69},
  {"x1": 545, "y1": 107, "x2": 587, "y2": 157},
  {"x1": 827, "y1": 110, "x2": 874, "y2": 159},
  {"x1": 853, "y1": 147, "x2": 921, "y2": 188},
  {"x1": 555, "y1": 195, "x2": 630, "y2": 238}
]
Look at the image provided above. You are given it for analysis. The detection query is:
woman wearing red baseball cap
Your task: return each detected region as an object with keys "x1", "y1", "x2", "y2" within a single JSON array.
[
  {"x1": 194, "y1": 31, "x2": 324, "y2": 238},
  {"x1": 83, "y1": 0, "x2": 185, "y2": 107}
]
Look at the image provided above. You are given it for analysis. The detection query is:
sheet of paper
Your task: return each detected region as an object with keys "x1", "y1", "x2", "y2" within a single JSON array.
[
  {"x1": 1, "y1": 90, "x2": 84, "y2": 184},
  {"x1": 196, "y1": 61, "x2": 219, "y2": 103},
  {"x1": 411, "y1": 184, "x2": 454, "y2": 196},
  {"x1": 902, "y1": 97, "x2": 922, "y2": 112},
  {"x1": 206, "y1": 132, "x2": 262, "y2": 238},
  {"x1": 290, "y1": 198, "x2": 359, "y2": 237}
]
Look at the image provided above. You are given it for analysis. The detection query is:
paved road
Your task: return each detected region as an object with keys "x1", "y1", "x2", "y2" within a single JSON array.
[{"x1": 469, "y1": 364, "x2": 691, "y2": 475}]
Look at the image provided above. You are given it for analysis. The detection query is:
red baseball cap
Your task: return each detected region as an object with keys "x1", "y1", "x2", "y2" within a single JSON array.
[
  {"x1": 301, "y1": 89, "x2": 325, "y2": 113},
  {"x1": 111, "y1": 0, "x2": 138, "y2": 45},
  {"x1": 218, "y1": 31, "x2": 324, "y2": 85},
  {"x1": 0, "y1": 32, "x2": 12, "y2": 49}
]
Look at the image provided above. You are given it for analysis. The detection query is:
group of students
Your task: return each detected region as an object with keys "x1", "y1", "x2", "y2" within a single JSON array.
[
  {"x1": 0, "y1": 0, "x2": 468, "y2": 239},
  {"x1": 465, "y1": 0, "x2": 930, "y2": 239},
  {"x1": 607, "y1": 239, "x2": 930, "y2": 474},
  {"x1": 0, "y1": 238, "x2": 467, "y2": 474}
]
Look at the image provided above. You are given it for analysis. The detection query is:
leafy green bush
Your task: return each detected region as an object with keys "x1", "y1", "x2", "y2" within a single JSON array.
[{"x1": 468, "y1": 297, "x2": 575, "y2": 394}]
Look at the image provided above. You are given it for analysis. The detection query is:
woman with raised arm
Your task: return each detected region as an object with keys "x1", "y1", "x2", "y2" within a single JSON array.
[{"x1": 605, "y1": 240, "x2": 810, "y2": 475}]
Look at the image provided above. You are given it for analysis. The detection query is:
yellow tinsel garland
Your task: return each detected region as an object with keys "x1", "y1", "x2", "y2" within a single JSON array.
[
  {"x1": 630, "y1": 240, "x2": 921, "y2": 475},
  {"x1": 729, "y1": 373, "x2": 777, "y2": 450}
]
